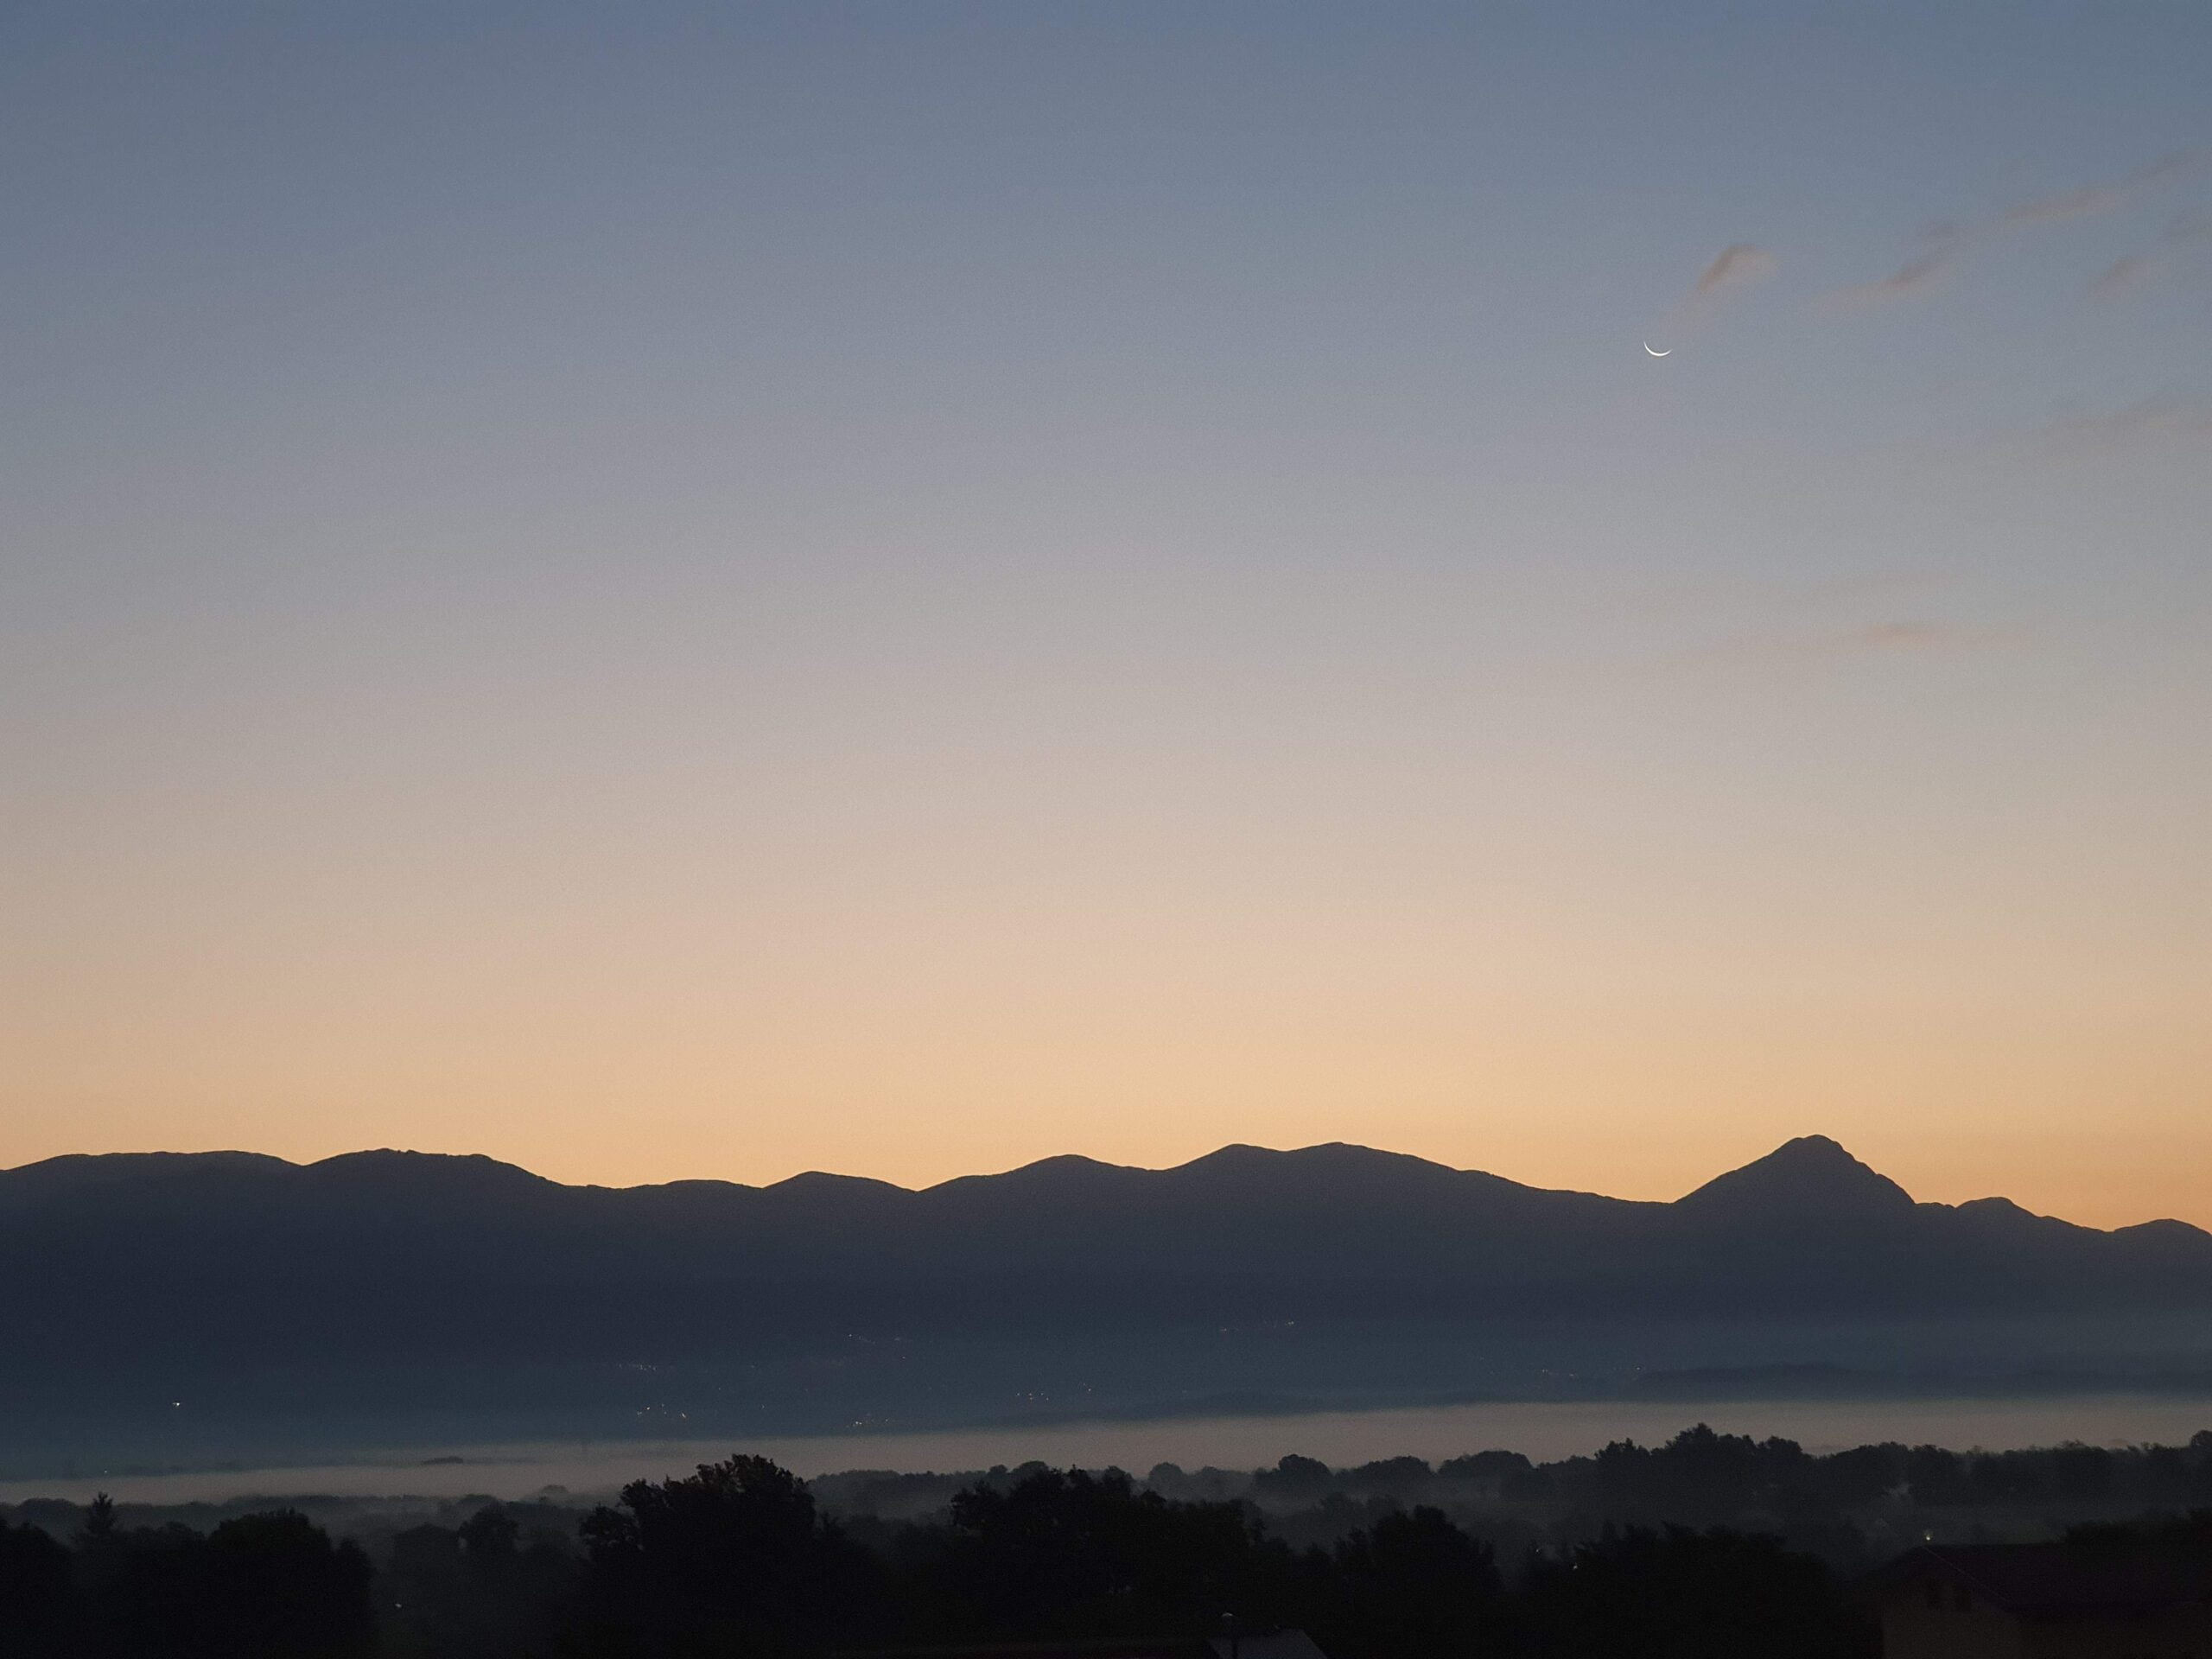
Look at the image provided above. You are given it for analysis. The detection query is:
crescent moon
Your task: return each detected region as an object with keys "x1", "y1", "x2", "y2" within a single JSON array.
[{"x1": 1643, "y1": 341, "x2": 1670, "y2": 357}]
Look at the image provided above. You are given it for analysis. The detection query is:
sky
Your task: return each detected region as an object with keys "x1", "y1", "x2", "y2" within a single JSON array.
[{"x1": 5, "y1": 2, "x2": 2209, "y2": 1226}]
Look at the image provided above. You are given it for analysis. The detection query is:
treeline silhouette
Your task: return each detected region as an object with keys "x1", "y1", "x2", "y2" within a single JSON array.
[
  {"x1": 0, "y1": 1495, "x2": 373, "y2": 1657},
  {"x1": 0, "y1": 1458, "x2": 1869, "y2": 1659},
  {"x1": 823, "y1": 1424, "x2": 2212, "y2": 1567},
  {"x1": 6, "y1": 1426, "x2": 2212, "y2": 1659}
]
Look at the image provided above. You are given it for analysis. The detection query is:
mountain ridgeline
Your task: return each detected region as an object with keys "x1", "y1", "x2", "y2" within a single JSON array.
[
  {"x1": 3, "y1": 1136, "x2": 2209, "y2": 1465},
  {"x1": 6, "y1": 1135, "x2": 2209, "y2": 1349}
]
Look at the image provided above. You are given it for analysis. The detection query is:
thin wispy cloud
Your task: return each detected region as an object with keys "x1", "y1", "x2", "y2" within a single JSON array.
[
  {"x1": 1651, "y1": 243, "x2": 1779, "y2": 345},
  {"x1": 2037, "y1": 394, "x2": 2212, "y2": 446},
  {"x1": 1845, "y1": 620, "x2": 1979, "y2": 652},
  {"x1": 1694, "y1": 243, "x2": 1778, "y2": 299},
  {"x1": 2089, "y1": 213, "x2": 2212, "y2": 301},
  {"x1": 1822, "y1": 149, "x2": 2202, "y2": 314},
  {"x1": 1820, "y1": 250, "x2": 1949, "y2": 313},
  {"x1": 2087, "y1": 252, "x2": 2152, "y2": 301},
  {"x1": 2001, "y1": 149, "x2": 2200, "y2": 226},
  {"x1": 1974, "y1": 395, "x2": 2212, "y2": 466},
  {"x1": 1621, "y1": 569, "x2": 1948, "y2": 620},
  {"x1": 1653, "y1": 617, "x2": 2011, "y2": 679}
]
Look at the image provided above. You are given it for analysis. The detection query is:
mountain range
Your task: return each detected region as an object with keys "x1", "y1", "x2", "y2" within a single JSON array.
[{"x1": 4, "y1": 1135, "x2": 2209, "y2": 1470}]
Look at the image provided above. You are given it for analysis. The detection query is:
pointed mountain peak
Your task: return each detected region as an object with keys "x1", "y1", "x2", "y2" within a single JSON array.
[{"x1": 1675, "y1": 1135, "x2": 1916, "y2": 1221}]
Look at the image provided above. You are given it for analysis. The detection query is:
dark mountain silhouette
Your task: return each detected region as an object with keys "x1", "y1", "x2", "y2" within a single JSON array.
[
  {"x1": 7, "y1": 1135, "x2": 2210, "y2": 1333},
  {"x1": 3, "y1": 1135, "x2": 2208, "y2": 1467},
  {"x1": 1674, "y1": 1135, "x2": 1917, "y2": 1224}
]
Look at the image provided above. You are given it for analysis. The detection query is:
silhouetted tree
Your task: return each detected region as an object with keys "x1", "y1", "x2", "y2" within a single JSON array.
[
  {"x1": 1904, "y1": 1444, "x2": 1966, "y2": 1507},
  {"x1": 2050, "y1": 1443, "x2": 2115, "y2": 1500},
  {"x1": 579, "y1": 1454, "x2": 887, "y2": 1656},
  {"x1": 1439, "y1": 1449, "x2": 1537, "y2": 1497},
  {"x1": 1340, "y1": 1457, "x2": 1433, "y2": 1500},
  {"x1": 0, "y1": 1519, "x2": 73, "y2": 1656},
  {"x1": 1253, "y1": 1455, "x2": 1333, "y2": 1502},
  {"x1": 80, "y1": 1493, "x2": 118, "y2": 1545},
  {"x1": 382, "y1": 1503, "x2": 577, "y2": 1659},
  {"x1": 201, "y1": 1510, "x2": 375, "y2": 1658},
  {"x1": 459, "y1": 1503, "x2": 520, "y2": 1567},
  {"x1": 1519, "y1": 1525, "x2": 1873, "y2": 1659},
  {"x1": 1811, "y1": 1443, "x2": 1905, "y2": 1510},
  {"x1": 1304, "y1": 1506, "x2": 1502, "y2": 1659},
  {"x1": 75, "y1": 1509, "x2": 371, "y2": 1659},
  {"x1": 935, "y1": 1465, "x2": 1289, "y2": 1639}
]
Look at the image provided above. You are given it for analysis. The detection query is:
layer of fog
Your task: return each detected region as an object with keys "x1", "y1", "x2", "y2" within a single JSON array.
[{"x1": 9, "y1": 1392, "x2": 2209, "y2": 1506}]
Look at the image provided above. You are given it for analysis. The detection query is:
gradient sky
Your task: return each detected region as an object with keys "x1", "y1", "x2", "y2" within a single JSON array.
[{"x1": 6, "y1": 2, "x2": 2210, "y2": 1224}]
